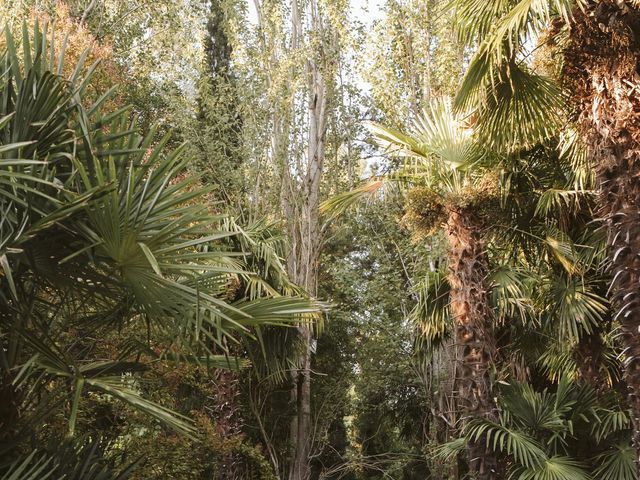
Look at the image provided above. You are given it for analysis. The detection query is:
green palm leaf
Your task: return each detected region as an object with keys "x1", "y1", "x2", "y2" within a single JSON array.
[
  {"x1": 411, "y1": 271, "x2": 451, "y2": 356},
  {"x1": 592, "y1": 443, "x2": 636, "y2": 480},
  {"x1": 453, "y1": 0, "x2": 579, "y2": 151},
  {"x1": 466, "y1": 418, "x2": 548, "y2": 469},
  {"x1": 515, "y1": 456, "x2": 591, "y2": 480},
  {"x1": 1, "y1": 452, "x2": 54, "y2": 480}
]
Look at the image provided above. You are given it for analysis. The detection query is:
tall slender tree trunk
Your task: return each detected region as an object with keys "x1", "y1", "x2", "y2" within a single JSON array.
[
  {"x1": 288, "y1": 1, "x2": 328, "y2": 479},
  {"x1": 289, "y1": 324, "x2": 313, "y2": 480},
  {"x1": 563, "y1": 1, "x2": 640, "y2": 470},
  {"x1": 445, "y1": 211, "x2": 498, "y2": 480},
  {"x1": 253, "y1": 1, "x2": 330, "y2": 476}
]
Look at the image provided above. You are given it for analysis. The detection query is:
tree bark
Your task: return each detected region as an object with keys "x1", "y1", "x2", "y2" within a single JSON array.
[
  {"x1": 445, "y1": 211, "x2": 498, "y2": 480},
  {"x1": 574, "y1": 328, "x2": 605, "y2": 390},
  {"x1": 288, "y1": 1, "x2": 328, "y2": 479},
  {"x1": 431, "y1": 339, "x2": 459, "y2": 480},
  {"x1": 562, "y1": 1, "x2": 640, "y2": 470},
  {"x1": 289, "y1": 326, "x2": 313, "y2": 480},
  {"x1": 252, "y1": 1, "x2": 329, "y2": 477},
  {"x1": 212, "y1": 368, "x2": 242, "y2": 480}
]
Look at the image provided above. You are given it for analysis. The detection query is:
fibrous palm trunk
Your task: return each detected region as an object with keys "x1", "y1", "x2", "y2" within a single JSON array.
[
  {"x1": 563, "y1": 1, "x2": 640, "y2": 469},
  {"x1": 446, "y1": 211, "x2": 498, "y2": 480},
  {"x1": 574, "y1": 328, "x2": 605, "y2": 390}
]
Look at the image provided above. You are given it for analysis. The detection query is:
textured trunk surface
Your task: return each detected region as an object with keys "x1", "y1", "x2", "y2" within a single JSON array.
[
  {"x1": 288, "y1": 1, "x2": 327, "y2": 478},
  {"x1": 574, "y1": 329, "x2": 605, "y2": 390},
  {"x1": 288, "y1": 326, "x2": 313, "y2": 480},
  {"x1": 446, "y1": 211, "x2": 498, "y2": 480},
  {"x1": 432, "y1": 340, "x2": 459, "y2": 480},
  {"x1": 288, "y1": 66, "x2": 326, "y2": 480},
  {"x1": 212, "y1": 368, "x2": 242, "y2": 480},
  {"x1": 563, "y1": 1, "x2": 640, "y2": 470}
]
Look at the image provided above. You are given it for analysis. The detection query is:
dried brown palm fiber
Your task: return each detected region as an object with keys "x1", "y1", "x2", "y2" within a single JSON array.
[
  {"x1": 563, "y1": 0, "x2": 640, "y2": 469},
  {"x1": 446, "y1": 210, "x2": 499, "y2": 480}
]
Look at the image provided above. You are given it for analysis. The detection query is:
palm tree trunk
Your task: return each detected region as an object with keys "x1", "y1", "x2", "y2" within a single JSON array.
[
  {"x1": 445, "y1": 211, "x2": 498, "y2": 480},
  {"x1": 563, "y1": 1, "x2": 640, "y2": 469},
  {"x1": 574, "y1": 328, "x2": 605, "y2": 390}
]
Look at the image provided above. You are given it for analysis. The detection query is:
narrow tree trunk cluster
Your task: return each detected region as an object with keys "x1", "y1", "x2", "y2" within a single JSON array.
[
  {"x1": 445, "y1": 211, "x2": 498, "y2": 480},
  {"x1": 287, "y1": 2, "x2": 328, "y2": 478},
  {"x1": 563, "y1": 0, "x2": 640, "y2": 469}
]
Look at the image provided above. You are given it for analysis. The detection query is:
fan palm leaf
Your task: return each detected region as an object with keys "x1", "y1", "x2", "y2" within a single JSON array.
[
  {"x1": 592, "y1": 443, "x2": 636, "y2": 480},
  {"x1": 515, "y1": 456, "x2": 591, "y2": 480},
  {"x1": 0, "y1": 21, "x2": 321, "y2": 466},
  {"x1": 453, "y1": 0, "x2": 579, "y2": 151}
]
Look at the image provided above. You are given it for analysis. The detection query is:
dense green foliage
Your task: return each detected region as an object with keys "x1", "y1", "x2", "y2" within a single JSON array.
[
  {"x1": 0, "y1": 20, "x2": 315, "y2": 479},
  {"x1": 1, "y1": 0, "x2": 639, "y2": 479}
]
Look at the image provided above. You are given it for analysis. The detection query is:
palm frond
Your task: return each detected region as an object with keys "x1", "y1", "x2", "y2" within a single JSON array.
[
  {"x1": 472, "y1": 65, "x2": 564, "y2": 151},
  {"x1": 370, "y1": 98, "x2": 475, "y2": 169},
  {"x1": 431, "y1": 437, "x2": 466, "y2": 462},
  {"x1": 454, "y1": 0, "x2": 578, "y2": 151},
  {"x1": 85, "y1": 376, "x2": 196, "y2": 436},
  {"x1": 319, "y1": 179, "x2": 385, "y2": 219},
  {"x1": 500, "y1": 382, "x2": 567, "y2": 434},
  {"x1": 592, "y1": 442, "x2": 636, "y2": 480},
  {"x1": 1, "y1": 452, "x2": 55, "y2": 480},
  {"x1": 454, "y1": 0, "x2": 514, "y2": 44},
  {"x1": 535, "y1": 188, "x2": 589, "y2": 219},
  {"x1": 410, "y1": 271, "x2": 451, "y2": 356},
  {"x1": 591, "y1": 408, "x2": 631, "y2": 443},
  {"x1": 2, "y1": 439, "x2": 139, "y2": 480},
  {"x1": 515, "y1": 456, "x2": 591, "y2": 480},
  {"x1": 546, "y1": 274, "x2": 608, "y2": 343},
  {"x1": 558, "y1": 128, "x2": 594, "y2": 190},
  {"x1": 543, "y1": 229, "x2": 577, "y2": 274},
  {"x1": 466, "y1": 418, "x2": 547, "y2": 469},
  {"x1": 490, "y1": 263, "x2": 537, "y2": 324},
  {"x1": 230, "y1": 296, "x2": 322, "y2": 328}
]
